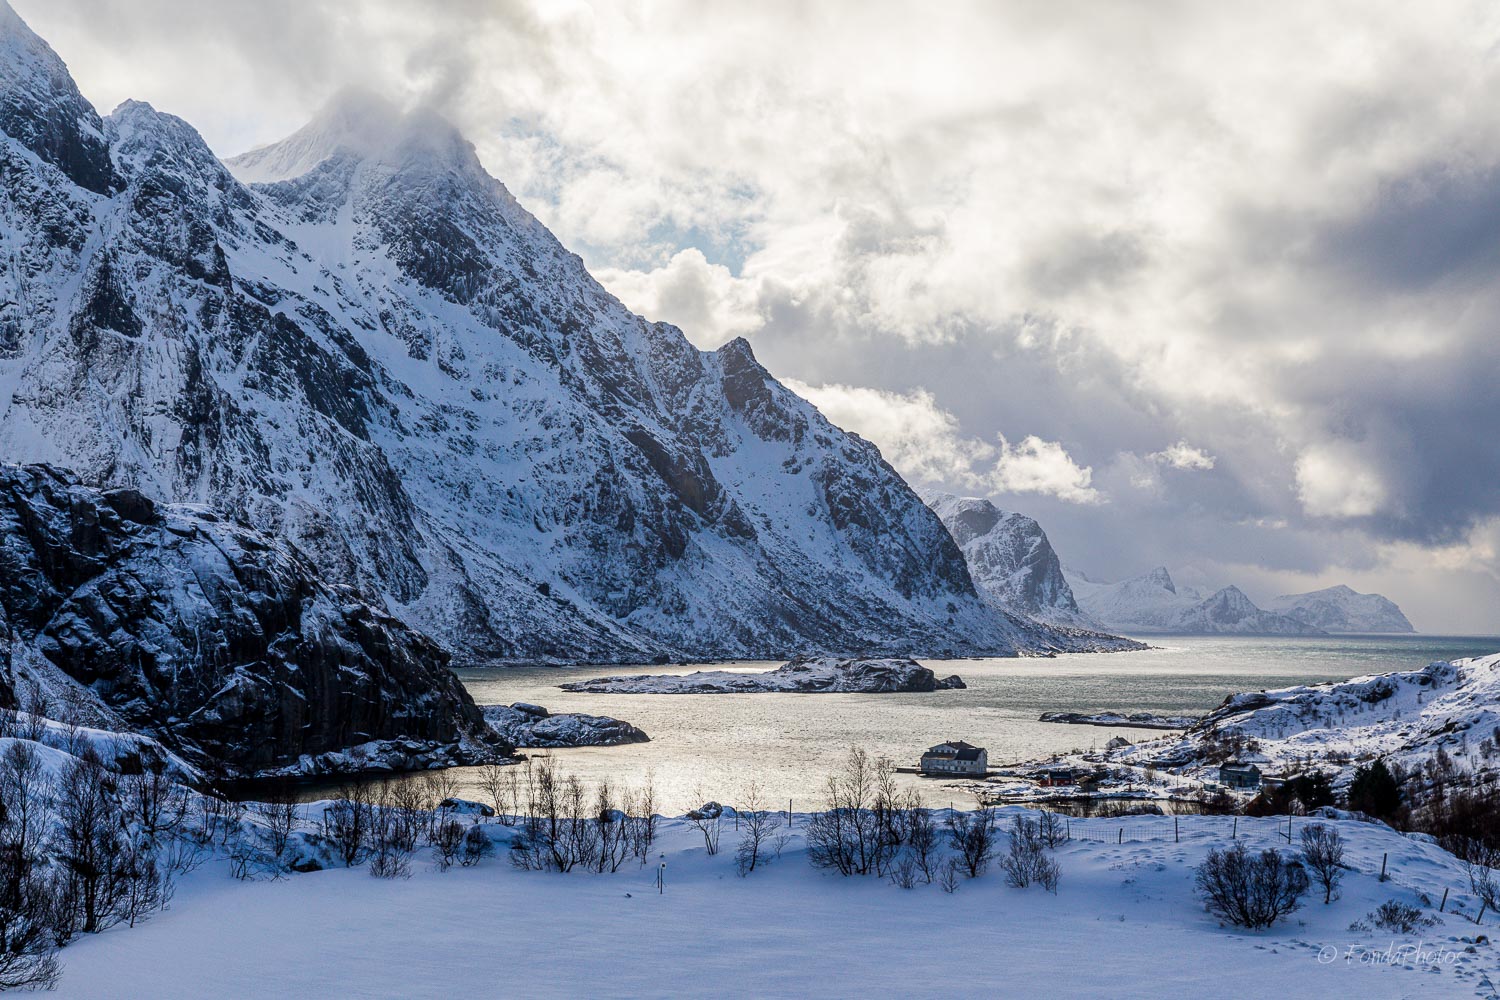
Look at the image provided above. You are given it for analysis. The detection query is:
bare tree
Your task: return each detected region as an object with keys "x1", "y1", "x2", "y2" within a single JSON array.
[
  {"x1": 431, "y1": 817, "x2": 466, "y2": 871},
  {"x1": 0, "y1": 880, "x2": 60, "y2": 991},
  {"x1": 1299, "y1": 824, "x2": 1345, "y2": 904},
  {"x1": 906, "y1": 803, "x2": 938, "y2": 884},
  {"x1": 735, "y1": 781, "x2": 782, "y2": 876},
  {"x1": 805, "y1": 748, "x2": 889, "y2": 876},
  {"x1": 938, "y1": 856, "x2": 962, "y2": 893},
  {"x1": 324, "y1": 786, "x2": 375, "y2": 868},
  {"x1": 121, "y1": 759, "x2": 188, "y2": 844},
  {"x1": 0, "y1": 743, "x2": 53, "y2": 909},
  {"x1": 52, "y1": 750, "x2": 128, "y2": 934},
  {"x1": 477, "y1": 762, "x2": 513, "y2": 822},
  {"x1": 1001, "y1": 816, "x2": 1060, "y2": 892},
  {"x1": 254, "y1": 784, "x2": 300, "y2": 871},
  {"x1": 1463, "y1": 841, "x2": 1500, "y2": 923},
  {"x1": 948, "y1": 805, "x2": 999, "y2": 879},
  {"x1": 687, "y1": 786, "x2": 724, "y2": 857},
  {"x1": 116, "y1": 839, "x2": 165, "y2": 928}
]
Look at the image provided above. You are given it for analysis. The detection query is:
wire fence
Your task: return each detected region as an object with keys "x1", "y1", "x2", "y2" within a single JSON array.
[{"x1": 1060, "y1": 813, "x2": 1301, "y2": 846}]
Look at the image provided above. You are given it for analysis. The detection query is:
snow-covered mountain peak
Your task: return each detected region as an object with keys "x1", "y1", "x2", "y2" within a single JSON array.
[
  {"x1": 923, "y1": 491, "x2": 1123, "y2": 638},
  {"x1": 0, "y1": 0, "x2": 114, "y2": 194},
  {"x1": 1144, "y1": 566, "x2": 1176, "y2": 593},
  {"x1": 1266, "y1": 584, "x2": 1415, "y2": 633},
  {"x1": 226, "y1": 88, "x2": 482, "y2": 187}
]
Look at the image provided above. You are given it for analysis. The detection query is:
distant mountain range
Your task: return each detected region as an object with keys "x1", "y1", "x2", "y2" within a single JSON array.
[
  {"x1": 924, "y1": 494, "x2": 1414, "y2": 637},
  {"x1": 1063, "y1": 567, "x2": 1322, "y2": 635}
]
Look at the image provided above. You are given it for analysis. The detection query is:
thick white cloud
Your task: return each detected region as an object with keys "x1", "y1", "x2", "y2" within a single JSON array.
[
  {"x1": 595, "y1": 249, "x2": 763, "y2": 348},
  {"x1": 1295, "y1": 443, "x2": 1390, "y2": 520},
  {"x1": 786, "y1": 380, "x2": 1101, "y2": 505},
  {"x1": 1149, "y1": 442, "x2": 1217, "y2": 471}
]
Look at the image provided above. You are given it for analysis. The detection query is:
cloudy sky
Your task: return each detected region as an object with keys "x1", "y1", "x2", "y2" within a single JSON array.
[{"x1": 21, "y1": 0, "x2": 1500, "y2": 632}]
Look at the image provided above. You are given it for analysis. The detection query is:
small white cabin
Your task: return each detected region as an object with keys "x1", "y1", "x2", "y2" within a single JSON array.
[{"x1": 920, "y1": 741, "x2": 988, "y2": 776}]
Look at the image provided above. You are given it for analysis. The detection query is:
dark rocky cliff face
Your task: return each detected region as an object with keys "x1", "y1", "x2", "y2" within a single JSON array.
[{"x1": 0, "y1": 463, "x2": 504, "y2": 777}]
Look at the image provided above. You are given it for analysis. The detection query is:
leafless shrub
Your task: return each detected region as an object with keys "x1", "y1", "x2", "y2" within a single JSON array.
[
  {"x1": 1002, "y1": 817, "x2": 1060, "y2": 892},
  {"x1": 432, "y1": 818, "x2": 466, "y2": 872},
  {"x1": 735, "y1": 782, "x2": 782, "y2": 877},
  {"x1": 253, "y1": 785, "x2": 300, "y2": 867},
  {"x1": 938, "y1": 856, "x2": 961, "y2": 893},
  {"x1": 1369, "y1": 899, "x2": 1438, "y2": 933},
  {"x1": 1195, "y1": 842, "x2": 1309, "y2": 928},
  {"x1": 1299, "y1": 824, "x2": 1345, "y2": 904},
  {"x1": 459, "y1": 825, "x2": 493, "y2": 868},
  {"x1": 324, "y1": 786, "x2": 375, "y2": 868},
  {"x1": 948, "y1": 805, "x2": 999, "y2": 879},
  {"x1": 687, "y1": 787, "x2": 724, "y2": 857}
]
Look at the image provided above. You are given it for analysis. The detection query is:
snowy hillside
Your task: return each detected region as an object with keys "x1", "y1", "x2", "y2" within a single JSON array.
[
  {"x1": 1066, "y1": 567, "x2": 1323, "y2": 635},
  {"x1": 925, "y1": 492, "x2": 1102, "y2": 631},
  {"x1": 1110, "y1": 653, "x2": 1500, "y2": 782},
  {"x1": 1268, "y1": 585, "x2": 1416, "y2": 633},
  {"x1": 0, "y1": 4, "x2": 1093, "y2": 663}
]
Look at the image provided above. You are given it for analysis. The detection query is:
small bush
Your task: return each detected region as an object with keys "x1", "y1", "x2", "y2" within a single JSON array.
[
  {"x1": 1368, "y1": 900, "x2": 1438, "y2": 934},
  {"x1": 1195, "y1": 842, "x2": 1309, "y2": 928}
]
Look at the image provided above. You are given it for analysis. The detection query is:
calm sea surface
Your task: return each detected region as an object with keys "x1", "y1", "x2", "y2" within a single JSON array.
[{"x1": 417, "y1": 634, "x2": 1498, "y2": 812}]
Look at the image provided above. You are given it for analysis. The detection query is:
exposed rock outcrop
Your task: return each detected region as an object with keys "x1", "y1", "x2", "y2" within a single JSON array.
[
  {"x1": 0, "y1": 463, "x2": 505, "y2": 778},
  {"x1": 559, "y1": 656, "x2": 966, "y2": 694},
  {"x1": 482, "y1": 702, "x2": 650, "y2": 747}
]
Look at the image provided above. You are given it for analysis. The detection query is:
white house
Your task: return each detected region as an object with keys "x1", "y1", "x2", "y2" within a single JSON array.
[{"x1": 920, "y1": 741, "x2": 988, "y2": 776}]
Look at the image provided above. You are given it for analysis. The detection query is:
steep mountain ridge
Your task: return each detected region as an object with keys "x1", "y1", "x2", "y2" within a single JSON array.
[
  {"x1": 0, "y1": 6, "x2": 1093, "y2": 663},
  {"x1": 925, "y1": 492, "x2": 1100, "y2": 630}
]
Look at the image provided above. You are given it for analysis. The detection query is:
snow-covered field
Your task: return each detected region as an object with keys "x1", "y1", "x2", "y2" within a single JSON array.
[{"x1": 52, "y1": 809, "x2": 1499, "y2": 999}]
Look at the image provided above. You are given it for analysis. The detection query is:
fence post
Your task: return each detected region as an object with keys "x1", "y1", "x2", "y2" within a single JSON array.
[
  {"x1": 1118, "y1": 827, "x2": 1123, "y2": 845},
  {"x1": 1380, "y1": 853, "x2": 1388, "y2": 882},
  {"x1": 1066, "y1": 816, "x2": 1071, "y2": 841},
  {"x1": 1232, "y1": 817, "x2": 1237, "y2": 840},
  {"x1": 1175, "y1": 816, "x2": 1179, "y2": 843},
  {"x1": 1440, "y1": 887, "x2": 1449, "y2": 913}
]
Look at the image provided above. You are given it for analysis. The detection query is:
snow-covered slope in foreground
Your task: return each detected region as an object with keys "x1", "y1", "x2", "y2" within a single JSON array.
[
  {"x1": 1267, "y1": 585, "x2": 1416, "y2": 633},
  {"x1": 0, "y1": 3, "x2": 1086, "y2": 663},
  {"x1": 1116, "y1": 653, "x2": 1500, "y2": 780},
  {"x1": 1067, "y1": 567, "x2": 1323, "y2": 635},
  {"x1": 55, "y1": 807, "x2": 1494, "y2": 999}
]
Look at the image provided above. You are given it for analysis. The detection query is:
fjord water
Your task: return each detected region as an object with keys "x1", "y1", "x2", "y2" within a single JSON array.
[{"x1": 442, "y1": 634, "x2": 1499, "y2": 812}]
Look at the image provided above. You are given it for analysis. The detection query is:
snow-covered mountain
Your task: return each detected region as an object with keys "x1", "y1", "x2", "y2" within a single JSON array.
[
  {"x1": 925, "y1": 492, "x2": 1100, "y2": 630},
  {"x1": 1266, "y1": 585, "x2": 1415, "y2": 633},
  {"x1": 0, "y1": 3, "x2": 1102, "y2": 663},
  {"x1": 1065, "y1": 567, "x2": 1323, "y2": 635},
  {"x1": 0, "y1": 463, "x2": 502, "y2": 778}
]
